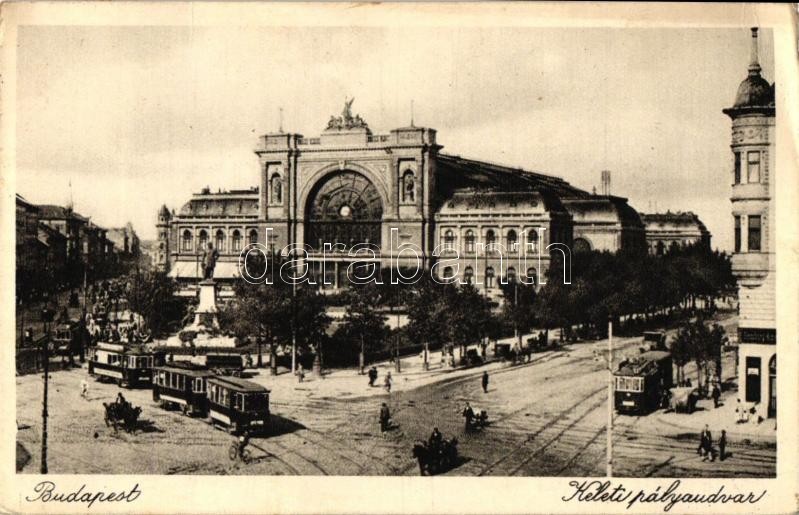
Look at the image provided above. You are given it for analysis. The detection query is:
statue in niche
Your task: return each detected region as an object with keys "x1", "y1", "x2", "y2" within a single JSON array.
[
  {"x1": 271, "y1": 173, "x2": 282, "y2": 204},
  {"x1": 402, "y1": 171, "x2": 415, "y2": 202}
]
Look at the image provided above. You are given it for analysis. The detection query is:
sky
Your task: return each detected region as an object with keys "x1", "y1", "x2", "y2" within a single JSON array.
[{"x1": 16, "y1": 26, "x2": 774, "y2": 250}]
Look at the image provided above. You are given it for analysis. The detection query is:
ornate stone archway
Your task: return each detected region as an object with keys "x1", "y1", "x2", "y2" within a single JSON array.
[{"x1": 305, "y1": 170, "x2": 384, "y2": 250}]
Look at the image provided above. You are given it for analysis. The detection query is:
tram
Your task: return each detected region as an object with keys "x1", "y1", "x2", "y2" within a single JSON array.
[
  {"x1": 206, "y1": 376, "x2": 270, "y2": 434},
  {"x1": 614, "y1": 350, "x2": 673, "y2": 415},
  {"x1": 89, "y1": 341, "x2": 163, "y2": 387},
  {"x1": 152, "y1": 362, "x2": 213, "y2": 416}
]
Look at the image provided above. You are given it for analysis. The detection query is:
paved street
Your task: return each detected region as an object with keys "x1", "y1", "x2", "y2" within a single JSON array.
[{"x1": 16, "y1": 314, "x2": 774, "y2": 477}]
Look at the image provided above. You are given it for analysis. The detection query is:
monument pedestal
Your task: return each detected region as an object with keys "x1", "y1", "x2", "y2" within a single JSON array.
[{"x1": 193, "y1": 279, "x2": 220, "y2": 330}]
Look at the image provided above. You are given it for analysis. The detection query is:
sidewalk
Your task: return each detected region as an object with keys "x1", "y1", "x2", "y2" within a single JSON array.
[
  {"x1": 647, "y1": 383, "x2": 776, "y2": 444},
  {"x1": 245, "y1": 348, "x2": 516, "y2": 403}
]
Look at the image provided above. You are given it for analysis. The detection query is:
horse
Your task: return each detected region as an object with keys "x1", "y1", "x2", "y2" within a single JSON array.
[
  {"x1": 412, "y1": 437, "x2": 458, "y2": 476},
  {"x1": 103, "y1": 401, "x2": 142, "y2": 434}
]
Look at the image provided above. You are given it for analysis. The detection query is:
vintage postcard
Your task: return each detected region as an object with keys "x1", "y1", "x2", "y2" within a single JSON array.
[{"x1": 1, "y1": 2, "x2": 797, "y2": 514}]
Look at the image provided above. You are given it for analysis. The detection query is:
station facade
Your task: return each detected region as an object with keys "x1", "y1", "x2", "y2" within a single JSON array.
[{"x1": 157, "y1": 101, "x2": 695, "y2": 299}]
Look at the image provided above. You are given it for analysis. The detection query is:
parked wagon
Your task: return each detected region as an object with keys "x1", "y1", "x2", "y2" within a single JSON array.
[
  {"x1": 152, "y1": 362, "x2": 213, "y2": 416},
  {"x1": 206, "y1": 376, "x2": 270, "y2": 434},
  {"x1": 614, "y1": 350, "x2": 673, "y2": 415},
  {"x1": 669, "y1": 386, "x2": 700, "y2": 414},
  {"x1": 88, "y1": 341, "x2": 163, "y2": 387}
]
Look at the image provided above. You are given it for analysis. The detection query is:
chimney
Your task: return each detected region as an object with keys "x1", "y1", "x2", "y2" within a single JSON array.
[
  {"x1": 748, "y1": 27, "x2": 761, "y2": 75},
  {"x1": 601, "y1": 170, "x2": 611, "y2": 196}
]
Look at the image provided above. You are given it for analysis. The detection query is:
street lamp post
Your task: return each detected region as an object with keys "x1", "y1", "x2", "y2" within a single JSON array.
[{"x1": 40, "y1": 303, "x2": 55, "y2": 475}]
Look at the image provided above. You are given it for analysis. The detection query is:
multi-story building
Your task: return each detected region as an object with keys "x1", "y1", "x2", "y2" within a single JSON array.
[
  {"x1": 640, "y1": 211, "x2": 712, "y2": 255},
  {"x1": 158, "y1": 101, "x2": 648, "y2": 295},
  {"x1": 722, "y1": 27, "x2": 776, "y2": 418},
  {"x1": 37, "y1": 204, "x2": 87, "y2": 264},
  {"x1": 15, "y1": 195, "x2": 41, "y2": 297}
]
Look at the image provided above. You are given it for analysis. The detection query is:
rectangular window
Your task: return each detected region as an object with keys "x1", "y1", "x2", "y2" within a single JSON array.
[
  {"x1": 747, "y1": 151, "x2": 760, "y2": 183},
  {"x1": 748, "y1": 215, "x2": 761, "y2": 251},
  {"x1": 734, "y1": 216, "x2": 741, "y2": 252},
  {"x1": 734, "y1": 152, "x2": 741, "y2": 184}
]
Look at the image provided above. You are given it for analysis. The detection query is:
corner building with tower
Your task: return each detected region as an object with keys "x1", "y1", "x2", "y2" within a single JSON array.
[{"x1": 723, "y1": 28, "x2": 776, "y2": 419}]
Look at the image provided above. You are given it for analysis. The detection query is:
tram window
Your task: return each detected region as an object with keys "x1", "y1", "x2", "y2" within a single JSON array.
[{"x1": 194, "y1": 378, "x2": 205, "y2": 392}]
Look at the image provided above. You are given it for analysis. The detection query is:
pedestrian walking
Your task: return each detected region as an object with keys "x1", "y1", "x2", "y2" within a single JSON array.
[
  {"x1": 368, "y1": 366, "x2": 377, "y2": 387},
  {"x1": 384, "y1": 372, "x2": 392, "y2": 393},
  {"x1": 379, "y1": 402, "x2": 391, "y2": 435},
  {"x1": 297, "y1": 364, "x2": 305, "y2": 383},
  {"x1": 462, "y1": 401, "x2": 475, "y2": 432},
  {"x1": 481, "y1": 371, "x2": 489, "y2": 393},
  {"x1": 699, "y1": 424, "x2": 714, "y2": 461},
  {"x1": 719, "y1": 430, "x2": 727, "y2": 461},
  {"x1": 711, "y1": 384, "x2": 721, "y2": 408},
  {"x1": 80, "y1": 378, "x2": 89, "y2": 400}
]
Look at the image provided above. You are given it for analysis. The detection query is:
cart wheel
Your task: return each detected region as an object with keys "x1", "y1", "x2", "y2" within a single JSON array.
[{"x1": 228, "y1": 443, "x2": 238, "y2": 461}]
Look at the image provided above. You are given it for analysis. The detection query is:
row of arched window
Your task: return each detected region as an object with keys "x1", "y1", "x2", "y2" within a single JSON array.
[
  {"x1": 440, "y1": 265, "x2": 537, "y2": 288},
  {"x1": 181, "y1": 228, "x2": 259, "y2": 253},
  {"x1": 441, "y1": 228, "x2": 540, "y2": 253}
]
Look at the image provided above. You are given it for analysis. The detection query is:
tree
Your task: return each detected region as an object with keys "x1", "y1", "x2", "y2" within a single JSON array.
[
  {"x1": 405, "y1": 276, "x2": 452, "y2": 369},
  {"x1": 219, "y1": 252, "x2": 329, "y2": 374},
  {"x1": 446, "y1": 284, "x2": 496, "y2": 363},
  {"x1": 499, "y1": 276, "x2": 537, "y2": 349},
  {"x1": 339, "y1": 281, "x2": 389, "y2": 374},
  {"x1": 670, "y1": 321, "x2": 693, "y2": 385},
  {"x1": 126, "y1": 270, "x2": 186, "y2": 337}
]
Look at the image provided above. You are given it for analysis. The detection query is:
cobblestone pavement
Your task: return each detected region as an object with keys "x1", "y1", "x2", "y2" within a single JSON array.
[{"x1": 16, "y1": 314, "x2": 774, "y2": 476}]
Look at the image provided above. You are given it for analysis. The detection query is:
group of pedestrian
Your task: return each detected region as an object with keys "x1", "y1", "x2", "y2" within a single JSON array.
[
  {"x1": 697, "y1": 424, "x2": 727, "y2": 462},
  {"x1": 735, "y1": 398, "x2": 760, "y2": 424}
]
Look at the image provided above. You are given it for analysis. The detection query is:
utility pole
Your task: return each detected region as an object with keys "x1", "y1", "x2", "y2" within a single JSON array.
[
  {"x1": 40, "y1": 305, "x2": 54, "y2": 474},
  {"x1": 291, "y1": 264, "x2": 297, "y2": 374},
  {"x1": 606, "y1": 316, "x2": 613, "y2": 478},
  {"x1": 395, "y1": 310, "x2": 401, "y2": 373}
]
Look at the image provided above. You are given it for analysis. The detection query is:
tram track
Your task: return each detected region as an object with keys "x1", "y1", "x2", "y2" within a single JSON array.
[{"x1": 476, "y1": 384, "x2": 607, "y2": 475}]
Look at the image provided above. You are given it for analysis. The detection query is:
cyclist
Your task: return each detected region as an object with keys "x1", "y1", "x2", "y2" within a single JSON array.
[{"x1": 237, "y1": 430, "x2": 250, "y2": 460}]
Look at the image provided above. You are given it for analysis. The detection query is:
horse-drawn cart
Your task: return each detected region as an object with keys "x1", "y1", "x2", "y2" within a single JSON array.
[{"x1": 412, "y1": 437, "x2": 459, "y2": 475}]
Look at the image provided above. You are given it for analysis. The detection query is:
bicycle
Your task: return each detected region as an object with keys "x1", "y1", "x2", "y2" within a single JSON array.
[{"x1": 228, "y1": 442, "x2": 252, "y2": 464}]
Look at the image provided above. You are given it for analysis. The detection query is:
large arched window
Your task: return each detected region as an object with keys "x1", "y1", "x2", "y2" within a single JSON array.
[
  {"x1": 465, "y1": 230, "x2": 475, "y2": 253},
  {"x1": 526, "y1": 267, "x2": 538, "y2": 287},
  {"x1": 527, "y1": 229, "x2": 539, "y2": 253},
  {"x1": 271, "y1": 173, "x2": 283, "y2": 205},
  {"x1": 507, "y1": 230, "x2": 518, "y2": 252},
  {"x1": 464, "y1": 266, "x2": 474, "y2": 285},
  {"x1": 182, "y1": 230, "x2": 193, "y2": 251},
  {"x1": 231, "y1": 230, "x2": 242, "y2": 252},
  {"x1": 573, "y1": 237, "x2": 591, "y2": 253},
  {"x1": 485, "y1": 267, "x2": 495, "y2": 289},
  {"x1": 442, "y1": 266, "x2": 455, "y2": 283},
  {"x1": 444, "y1": 230, "x2": 455, "y2": 251},
  {"x1": 506, "y1": 266, "x2": 517, "y2": 284},
  {"x1": 305, "y1": 171, "x2": 383, "y2": 250},
  {"x1": 486, "y1": 230, "x2": 497, "y2": 253},
  {"x1": 249, "y1": 229, "x2": 258, "y2": 246},
  {"x1": 215, "y1": 230, "x2": 225, "y2": 252},
  {"x1": 198, "y1": 230, "x2": 208, "y2": 250}
]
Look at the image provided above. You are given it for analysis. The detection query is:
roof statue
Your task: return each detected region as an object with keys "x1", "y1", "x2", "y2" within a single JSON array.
[{"x1": 326, "y1": 97, "x2": 370, "y2": 131}]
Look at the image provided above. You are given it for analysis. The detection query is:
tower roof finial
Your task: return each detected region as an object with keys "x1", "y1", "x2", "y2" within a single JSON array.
[{"x1": 748, "y1": 27, "x2": 762, "y2": 76}]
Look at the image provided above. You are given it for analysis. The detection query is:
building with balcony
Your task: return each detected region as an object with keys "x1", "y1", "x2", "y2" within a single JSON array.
[{"x1": 722, "y1": 27, "x2": 776, "y2": 419}]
